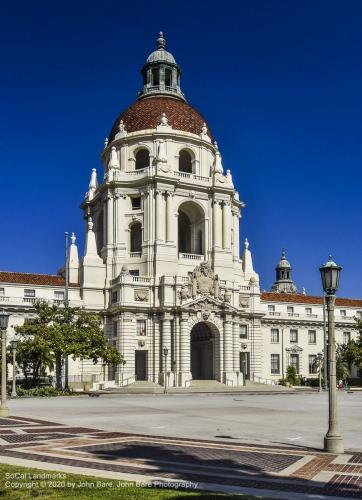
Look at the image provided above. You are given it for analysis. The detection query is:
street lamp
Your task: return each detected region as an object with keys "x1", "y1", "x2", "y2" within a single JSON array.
[
  {"x1": 163, "y1": 347, "x2": 168, "y2": 394},
  {"x1": 0, "y1": 310, "x2": 10, "y2": 417},
  {"x1": 320, "y1": 256, "x2": 343, "y2": 454},
  {"x1": 10, "y1": 338, "x2": 18, "y2": 398},
  {"x1": 316, "y1": 352, "x2": 323, "y2": 393},
  {"x1": 240, "y1": 343, "x2": 248, "y2": 386}
]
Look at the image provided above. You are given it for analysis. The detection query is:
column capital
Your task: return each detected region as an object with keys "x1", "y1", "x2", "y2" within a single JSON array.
[
  {"x1": 162, "y1": 313, "x2": 173, "y2": 321},
  {"x1": 165, "y1": 190, "x2": 174, "y2": 198},
  {"x1": 180, "y1": 312, "x2": 189, "y2": 321}
]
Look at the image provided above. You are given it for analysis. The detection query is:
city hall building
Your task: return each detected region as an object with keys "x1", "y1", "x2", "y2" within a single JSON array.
[{"x1": 1, "y1": 34, "x2": 361, "y2": 388}]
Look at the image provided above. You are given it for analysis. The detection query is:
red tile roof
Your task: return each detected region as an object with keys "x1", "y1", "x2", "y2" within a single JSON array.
[
  {"x1": 261, "y1": 292, "x2": 362, "y2": 308},
  {"x1": 0, "y1": 271, "x2": 79, "y2": 287},
  {"x1": 109, "y1": 96, "x2": 214, "y2": 142}
]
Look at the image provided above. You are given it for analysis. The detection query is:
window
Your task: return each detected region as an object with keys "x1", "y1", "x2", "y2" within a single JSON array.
[
  {"x1": 268, "y1": 305, "x2": 275, "y2": 313},
  {"x1": 308, "y1": 330, "x2": 316, "y2": 344},
  {"x1": 290, "y1": 354, "x2": 299, "y2": 373},
  {"x1": 271, "y1": 354, "x2": 280, "y2": 375},
  {"x1": 152, "y1": 68, "x2": 159, "y2": 86},
  {"x1": 271, "y1": 328, "x2": 279, "y2": 343},
  {"x1": 113, "y1": 321, "x2": 118, "y2": 337},
  {"x1": 24, "y1": 289, "x2": 35, "y2": 298},
  {"x1": 178, "y1": 150, "x2": 192, "y2": 173},
  {"x1": 239, "y1": 324, "x2": 248, "y2": 339},
  {"x1": 54, "y1": 291, "x2": 64, "y2": 300},
  {"x1": 357, "y1": 311, "x2": 362, "y2": 318},
  {"x1": 340, "y1": 310, "x2": 346, "y2": 317},
  {"x1": 343, "y1": 332, "x2": 351, "y2": 344},
  {"x1": 165, "y1": 68, "x2": 172, "y2": 86},
  {"x1": 309, "y1": 355, "x2": 317, "y2": 374},
  {"x1": 290, "y1": 329, "x2": 298, "y2": 343},
  {"x1": 111, "y1": 291, "x2": 118, "y2": 303},
  {"x1": 131, "y1": 197, "x2": 141, "y2": 210},
  {"x1": 129, "y1": 270, "x2": 139, "y2": 277},
  {"x1": 305, "y1": 307, "x2": 312, "y2": 316},
  {"x1": 0, "y1": 288, "x2": 4, "y2": 297},
  {"x1": 287, "y1": 306, "x2": 294, "y2": 314},
  {"x1": 137, "y1": 320, "x2": 146, "y2": 336},
  {"x1": 130, "y1": 222, "x2": 142, "y2": 253},
  {"x1": 135, "y1": 149, "x2": 149, "y2": 170}
]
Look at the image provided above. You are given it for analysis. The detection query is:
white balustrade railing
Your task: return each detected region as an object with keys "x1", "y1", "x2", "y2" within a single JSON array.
[
  {"x1": 132, "y1": 276, "x2": 151, "y2": 283},
  {"x1": 130, "y1": 252, "x2": 142, "y2": 258},
  {"x1": 179, "y1": 253, "x2": 204, "y2": 261}
]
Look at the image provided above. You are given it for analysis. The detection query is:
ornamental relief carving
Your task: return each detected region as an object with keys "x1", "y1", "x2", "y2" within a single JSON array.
[
  {"x1": 134, "y1": 289, "x2": 149, "y2": 302},
  {"x1": 239, "y1": 295, "x2": 249, "y2": 308}
]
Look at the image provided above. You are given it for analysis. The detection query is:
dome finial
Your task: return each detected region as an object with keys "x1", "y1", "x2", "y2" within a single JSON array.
[{"x1": 157, "y1": 31, "x2": 165, "y2": 50}]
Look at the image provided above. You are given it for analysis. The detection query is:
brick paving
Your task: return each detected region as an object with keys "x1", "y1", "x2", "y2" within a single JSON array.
[{"x1": 0, "y1": 416, "x2": 360, "y2": 498}]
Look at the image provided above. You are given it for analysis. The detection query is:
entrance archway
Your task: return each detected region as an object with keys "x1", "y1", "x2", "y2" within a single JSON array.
[{"x1": 190, "y1": 322, "x2": 219, "y2": 380}]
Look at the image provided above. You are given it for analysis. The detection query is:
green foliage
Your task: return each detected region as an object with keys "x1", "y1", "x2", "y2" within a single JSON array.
[
  {"x1": 15, "y1": 386, "x2": 78, "y2": 397},
  {"x1": 285, "y1": 365, "x2": 300, "y2": 386},
  {"x1": 15, "y1": 300, "x2": 123, "y2": 388}
]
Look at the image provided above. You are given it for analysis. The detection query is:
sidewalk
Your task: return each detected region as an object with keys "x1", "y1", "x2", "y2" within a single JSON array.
[{"x1": 0, "y1": 415, "x2": 360, "y2": 499}]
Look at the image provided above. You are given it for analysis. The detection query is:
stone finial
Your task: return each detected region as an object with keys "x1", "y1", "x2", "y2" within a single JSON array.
[
  {"x1": 71, "y1": 232, "x2": 76, "y2": 245},
  {"x1": 244, "y1": 238, "x2": 249, "y2": 250},
  {"x1": 201, "y1": 122, "x2": 208, "y2": 135},
  {"x1": 226, "y1": 169, "x2": 233, "y2": 186},
  {"x1": 88, "y1": 168, "x2": 98, "y2": 201},
  {"x1": 104, "y1": 137, "x2": 109, "y2": 149},
  {"x1": 242, "y1": 238, "x2": 255, "y2": 275},
  {"x1": 87, "y1": 217, "x2": 94, "y2": 231},
  {"x1": 214, "y1": 149, "x2": 224, "y2": 174},
  {"x1": 109, "y1": 146, "x2": 120, "y2": 168},
  {"x1": 302, "y1": 287, "x2": 306, "y2": 295},
  {"x1": 160, "y1": 113, "x2": 168, "y2": 126},
  {"x1": 214, "y1": 141, "x2": 219, "y2": 151},
  {"x1": 119, "y1": 120, "x2": 125, "y2": 132},
  {"x1": 157, "y1": 31, "x2": 166, "y2": 50}
]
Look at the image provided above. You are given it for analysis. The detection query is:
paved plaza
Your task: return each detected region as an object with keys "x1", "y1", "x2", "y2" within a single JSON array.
[{"x1": 0, "y1": 392, "x2": 361, "y2": 498}]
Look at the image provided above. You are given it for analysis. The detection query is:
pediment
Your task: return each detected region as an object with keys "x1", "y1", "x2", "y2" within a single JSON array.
[
  {"x1": 180, "y1": 295, "x2": 237, "y2": 313},
  {"x1": 285, "y1": 345, "x2": 303, "y2": 352}
]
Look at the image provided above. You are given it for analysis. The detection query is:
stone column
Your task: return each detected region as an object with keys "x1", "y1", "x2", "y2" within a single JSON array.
[
  {"x1": 161, "y1": 315, "x2": 172, "y2": 386},
  {"x1": 116, "y1": 194, "x2": 127, "y2": 247},
  {"x1": 213, "y1": 200, "x2": 222, "y2": 248},
  {"x1": 142, "y1": 191, "x2": 148, "y2": 242},
  {"x1": 222, "y1": 201, "x2": 231, "y2": 250},
  {"x1": 233, "y1": 321, "x2": 241, "y2": 385},
  {"x1": 223, "y1": 315, "x2": 234, "y2": 384},
  {"x1": 107, "y1": 193, "x2": 114, "y2": 247},
  {"x1": 165, "y1": 191, "x2": 174, "y2": 242},
  {"x1": 179, "y1": 313, "x2": 191, "y2": 386},
  {"x1": 232, "y1": 208, "x2": 240, "y2": 260},
  {"x1": 155, "y1": 189, "x2": 164, "y2": 241}
]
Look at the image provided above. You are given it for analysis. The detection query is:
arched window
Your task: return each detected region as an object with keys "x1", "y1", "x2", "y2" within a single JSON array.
[
  {"x1": 165, "y1": 68, "x2": 172, "y2": 87},
  {"x1": 152, "y1": 68, "x2": 159, "y2": 86},
  {"x1": 135, "y1": 149, "x2": 149, "y2": 170},
  {"x1": 130, "y1": 222, "x2": 142, "y2": 253},
  {"x1": 179, "y1": 150, "x2": 192, "y2": 173}
]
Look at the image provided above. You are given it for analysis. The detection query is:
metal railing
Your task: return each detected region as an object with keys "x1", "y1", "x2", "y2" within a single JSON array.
[{"x1": 252, "y1": 374, "x2": 279, "y2": 385}]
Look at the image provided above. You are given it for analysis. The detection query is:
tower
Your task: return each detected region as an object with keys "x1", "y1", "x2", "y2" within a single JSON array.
[
  {"x1": 79, "y1": 33, "x2": 261, "y2": 387},
  {"x1": 271, "y1": 250, "x2": 297, "y2": 293}
]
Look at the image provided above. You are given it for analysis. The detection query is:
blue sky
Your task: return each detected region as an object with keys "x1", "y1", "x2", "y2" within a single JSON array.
[{"x1": 0, "y1": 1, "x2": 361, "y2": 297}]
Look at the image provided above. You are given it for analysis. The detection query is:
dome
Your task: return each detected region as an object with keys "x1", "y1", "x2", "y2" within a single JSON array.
[
  {"x1": 147, "y1": 49, "x2": 176, "y2": 64},
  {"x1": 108, "y1": 96, "x2": 214, "y2": 142},
  {"x1": 276, "y1": 250, "x2": 291, "y2": 269}
]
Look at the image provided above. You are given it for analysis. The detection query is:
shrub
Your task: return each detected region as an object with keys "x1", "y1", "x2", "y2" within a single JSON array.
[
  {"x1": 286, "y1": 365, "x2": 299, "y2": 386},
  {"x1": 15, "y1": 386, "x2": 77, "y2": 398}
]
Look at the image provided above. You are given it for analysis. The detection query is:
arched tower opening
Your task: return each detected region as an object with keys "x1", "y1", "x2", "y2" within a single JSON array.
[
  {"x1": 178, "y1": 201, "x2": 204, "y2": 255},
  {"x1": 178, "y1": 150, "x2": 193, "y2": 173},
  {"x1": 190, "y1": 322, "x2": 220, "y2": 380},
  {"x1": 135, "y1": 149, "x2": 150, "y2": 170}
]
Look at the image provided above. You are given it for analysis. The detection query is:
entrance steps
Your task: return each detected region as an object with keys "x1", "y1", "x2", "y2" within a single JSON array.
[{"x1": 107, "y1": 379, "x2": 292, "y2": 394}]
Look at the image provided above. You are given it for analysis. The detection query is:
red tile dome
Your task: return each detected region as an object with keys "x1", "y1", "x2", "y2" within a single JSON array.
[{"x1": 108, "y1": 96, "x2": 213, "y2": 142}]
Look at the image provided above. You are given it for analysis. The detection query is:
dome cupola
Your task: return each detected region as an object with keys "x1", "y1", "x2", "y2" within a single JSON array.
[
  {"x1": 139, "y1": 32, "x2": 185, "y2": 101},
  {"x1": 271, "y1": 250, "x2": 297, "y2": 293}
]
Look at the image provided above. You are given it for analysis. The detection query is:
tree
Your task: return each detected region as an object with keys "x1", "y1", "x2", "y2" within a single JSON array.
[
  {"x1": 16, "y1": 300, "x2": 123, "y2": 389},
  {"x1": 285, "y1": 365, "x2": 300, "y2": 386},
  {"x1": 15, "y1": 337, "x2": 54, "y2": 388},
  {"x1": 337, "y1": 318, "x2": 362, "y2": 381}
]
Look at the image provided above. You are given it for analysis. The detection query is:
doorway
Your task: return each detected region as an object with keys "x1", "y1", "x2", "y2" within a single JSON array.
[
  {"x1": 190, "y1": 322, "x2": 217, "y2": 380},
  {"x1": 135, "y1": 350, "x2": 147, "y2": 381},
  {"x1": 240, "y1": 351, "x2": 250, "y2": 380}
]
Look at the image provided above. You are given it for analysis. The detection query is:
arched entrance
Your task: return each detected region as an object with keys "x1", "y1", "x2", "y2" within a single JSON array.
[
  {"x1": 178, "y1": 201, "x2": 204, "y2": 256},
  {"x1": 190, "y1": 322, "x2": 219, "y2": 380}
]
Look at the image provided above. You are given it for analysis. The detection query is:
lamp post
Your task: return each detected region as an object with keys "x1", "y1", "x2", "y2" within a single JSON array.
[
  {"x1": 319, "y1": 256, "x2": 343, "y2": 454},
  {"x1": 10, "y1": 339, "x2": 18, "y2": 398},
  {"x1": 316, "y1": 351, "x2": 323, "y2": 393},
  {"x1": 0, "y1": 310, "x2": 10, "y2": 417},
  {"x1": 163, "y1": 347, "x2": 168, "y2": 394},
  {"x1": 240, "y1": 343, "x2": 248, "y2": 386}
]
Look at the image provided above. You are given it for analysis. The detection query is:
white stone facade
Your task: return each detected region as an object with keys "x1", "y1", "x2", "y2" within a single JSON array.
[{"x1": 0, "y1": 34, "x2": 360, "y2": 387}]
